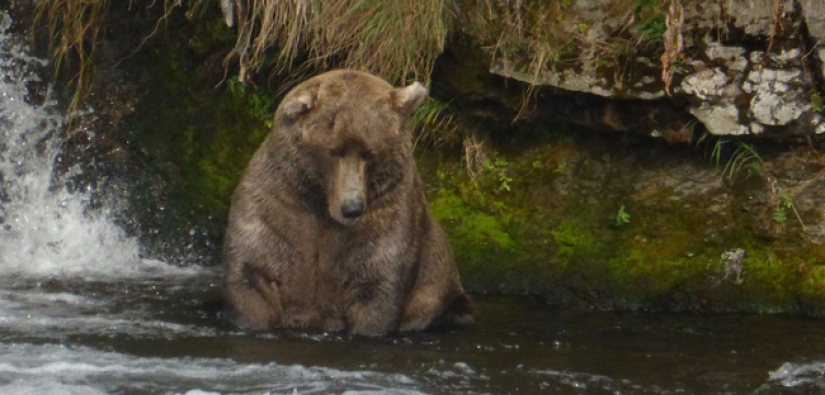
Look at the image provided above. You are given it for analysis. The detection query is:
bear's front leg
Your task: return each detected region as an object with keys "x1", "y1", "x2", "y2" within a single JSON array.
[
  {"x1": 222, "y1": 215, "x2": 292, "y2": 331},
  {"x1": 345, "y1": 280, "x2": 403, "y2": 336},
  {"x1": 223, "y1": 271, "x2": 284, "y2": 331}
]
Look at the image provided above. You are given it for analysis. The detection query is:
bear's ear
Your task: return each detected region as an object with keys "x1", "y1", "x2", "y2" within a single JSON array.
[
  {"x1": 281, "y1": 88, "x2": 315, "y2": 120},
  {"x1": 390, "y1": 82, "x2": 427, "y2": 116}
]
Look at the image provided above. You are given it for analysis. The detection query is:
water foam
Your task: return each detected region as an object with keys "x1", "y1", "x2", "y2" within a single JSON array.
[
  {"x1": 0, "y1": 12, "x2": 195, "y2": 280},
  {"x1": 0, "y1": 343, "x2": 426, "y2": 395},
  {"x1": 0, "y1": 286, "x2": 215, "y2": 339},
  {"x1": 767, "y1": 361, "x2": 825, "y2": 390}
]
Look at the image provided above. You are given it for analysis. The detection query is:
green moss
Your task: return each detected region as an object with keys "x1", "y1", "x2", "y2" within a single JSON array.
[
  {"x1": 417, "y1": 130, "x2": 825, "y2": 313},
  {"x1": 127, "y1": 46, "x2": 274, "y2": 216},
  {"x1": 799, "y1": 265, "x2": 825, "y2": 307},
  {"x1": 430, "y1": 183, "x2": 528, "y2": 273},
  {"x1": 607, "y1": 247, "x2": 699, "y2": 298},
  {"x1": 551, "y1": 221, "x2": 601, "y2": 272},
  {"x1": 722, "y1": 244, "x2": 825, "y2": 312}
]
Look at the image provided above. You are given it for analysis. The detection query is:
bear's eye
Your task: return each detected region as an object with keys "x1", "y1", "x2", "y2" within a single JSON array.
[{"x1": 329, "y1": 148, "x2": 344, "y2": 157}]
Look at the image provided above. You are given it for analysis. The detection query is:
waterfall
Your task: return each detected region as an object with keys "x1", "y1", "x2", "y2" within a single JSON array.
[{"x1": 0, "y1": 11, "x2": 185, "y2": 279}]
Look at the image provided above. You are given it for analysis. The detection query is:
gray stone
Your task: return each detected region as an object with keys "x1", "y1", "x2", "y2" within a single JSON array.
[
  {"x1": 802, "y1": 0, "x2": 825, "y2": 83},
  {"x1": 483, "y1": 0, "x2": 823, "y2": 137},
  {"x1": 690, "y1": 102, "x2": 750, "y2": 135}
]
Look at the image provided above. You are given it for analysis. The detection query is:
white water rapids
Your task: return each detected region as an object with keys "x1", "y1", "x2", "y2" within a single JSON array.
[
  {"x1": 0, "y1": 10, "x2": 151, "y2": 279},
  {"x1": 1, "y1": 9, "x2": 825, "y2": 395}
]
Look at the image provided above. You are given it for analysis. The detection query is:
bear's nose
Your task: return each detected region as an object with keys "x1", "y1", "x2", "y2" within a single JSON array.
[{"x1": 341, "y1": 198, "x2": 364, "y2": 220}]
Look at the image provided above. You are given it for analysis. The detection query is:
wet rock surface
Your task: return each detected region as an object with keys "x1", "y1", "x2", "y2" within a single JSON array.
[{"x1": 455, "y1": 0, "x2": 825, "y2": 139}]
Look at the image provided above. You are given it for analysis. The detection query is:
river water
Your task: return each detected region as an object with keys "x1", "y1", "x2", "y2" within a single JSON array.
[{"x1": 2, "y1": 11, "x2": 825, "y2": 395}]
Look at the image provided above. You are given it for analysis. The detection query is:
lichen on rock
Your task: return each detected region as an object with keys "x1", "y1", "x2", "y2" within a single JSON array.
[{"x1": 455, "y1": 0, "x2": 825, "y2": 139}]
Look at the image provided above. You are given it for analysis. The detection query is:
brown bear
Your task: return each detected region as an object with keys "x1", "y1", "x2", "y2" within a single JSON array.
[{"x1": 221, "y1": 69, "x2": 473, "y2": 335}]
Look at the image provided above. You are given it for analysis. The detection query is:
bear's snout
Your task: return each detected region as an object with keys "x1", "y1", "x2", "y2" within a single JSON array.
[
  {"x1": 329, "y1": 152, "x2": 367, "y2": 225},
  {"x1": 340, "y1": 197, "x2": 364, "y2": 220}
]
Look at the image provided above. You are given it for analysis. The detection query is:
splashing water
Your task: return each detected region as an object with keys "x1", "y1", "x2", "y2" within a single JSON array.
[
  {"x1": 766, "y1": 361, "x2": 825, "y2": 391},
  {"x1": 0, "y1": 343, "x2": 425, "y2": 394},
  {"x1": 0, "y1": 12, "x2": 190, "y2": 279}
]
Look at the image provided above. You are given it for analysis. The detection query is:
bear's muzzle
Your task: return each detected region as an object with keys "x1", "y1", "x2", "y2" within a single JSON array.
[{"x1": 329, "y1": 152, "x2": 367, "y2": 225}]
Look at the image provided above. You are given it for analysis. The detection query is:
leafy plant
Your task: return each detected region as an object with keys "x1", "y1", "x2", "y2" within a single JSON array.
[
  {"x1": 554, "y1": 161, "x2": 567, "y2": 174},
  {"x1": 710, "y1": 138, "x2": 729, "y2": 169},
  {"x1": 227, "y1": 75, "x2": 245, "y2": 96},
  {"x1": 633, "y1": 0, "x2": 666, "y2": 42},
  {"x1": 481, "y1": 153, "x2": 514, "y2": 193},
  {"x1": 227, "y1": 75, "x2": 274, "y2": 126},
  {"x1": 708, "y1": 140, "x2": 766, "y2": 181},
  {"x1": 723, "y1": 143, "x2": 765, "y2": 181},
  {"x1": 498, "y1": 172, "x2": 513, "y2": 192},
  {"x1": 616, "y1": 205, "x2": 631, "y2": 227},
  {"x1": 413, "y1": 95, "x2": 457, "y2": 149},
  {"x1": 413, "y1": 97, "x2": 453, "y2": 130},
  {"x1": 812, "y1": 91, "x2": 825, "y2": 113},
  {"x1": 772, "y1": 198, "x2": 793, "y2": 224},
  {"x1": 772, "y1": 207, "x2": 787, "y2": 223}
]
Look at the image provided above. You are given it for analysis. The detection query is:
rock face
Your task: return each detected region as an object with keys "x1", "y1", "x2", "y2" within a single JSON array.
[
  {"x1": 802, "y1": 0, "x2": 825, "y2": 96},
  {"x1": 423, "y1": 0, "x2": 825, "y2": 314},
  {"x1": 457, "y1": 0, "x2": 825, "y2": 139},
  {"x1": 423, "y1": 131, "x2": 825, "y2": 313}
]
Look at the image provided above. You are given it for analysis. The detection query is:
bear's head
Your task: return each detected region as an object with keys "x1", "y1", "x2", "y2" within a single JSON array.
[{"x1": 274, "y1": 70, "x2": 427, "y2": 225}]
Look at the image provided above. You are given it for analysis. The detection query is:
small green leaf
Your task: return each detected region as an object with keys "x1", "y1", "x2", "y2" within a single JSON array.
[{"x1": 616, "y1": 205, "x2": 631, "y2": 227}]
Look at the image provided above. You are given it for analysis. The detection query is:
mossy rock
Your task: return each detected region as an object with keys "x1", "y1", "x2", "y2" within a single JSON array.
[{"x1": 419, "y1": 129, "x2": 825, "y2": 314}]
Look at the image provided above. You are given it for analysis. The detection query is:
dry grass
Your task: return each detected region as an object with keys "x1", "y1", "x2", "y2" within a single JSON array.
[
  {"x1": 454, "y1": 0, "x2": 578, "y2": 119},
  {"x1": 462, "y1": 133, "x2": 488, "y2": 179},
  {"x1": 412, "y1": 95, "x2": 459, "y2": 150},
  {"x1": 660, "y1": 0, "x2": 683, "y2": 96},
  {"x1": 33, "y1": 0, "x2": 184, "y2": 113},
  {"x1": 224, "y1": 0, "x2": 449, "y2": 84},
  {"x1": 33, "y1": 0, "x2": 688, "y2": 118},
  {"x1": 457, "y1": 0, "x2": 648, "y2": 118},
  {"x1": 32, "y1": 0, "x2": 449, "y2": 122},
  {"x1": 460, "y1": 0, "x2": 577, "y2": 81},
  {"x1": 33, "y1": 0, "x2": 111, "y2": 110}
]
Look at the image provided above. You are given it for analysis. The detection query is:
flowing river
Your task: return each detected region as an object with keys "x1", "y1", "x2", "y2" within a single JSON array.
[{"x1": 2, "y1": 11, "x2": 825, "y2": 395}]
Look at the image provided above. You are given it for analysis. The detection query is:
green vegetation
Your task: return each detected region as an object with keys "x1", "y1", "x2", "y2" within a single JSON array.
[
  {"x1": 127, "y1": 37, "x2": 275, "y2": 215},
  {"x1": 812, "y1": 91, "x2": 825, "y2": 113},
  {"x1": 615, "y1": 205, "x2": 631, "y2": 227},
  {"x1": 708, "y1": 139, "x2": 765, "y2": 181},
  {"x1": 772, "y1": 198, "x2": 791, "y2": 224},
  {"x1": 723, "y1": 143, "x2": 765, "y2": 181},
  {"x1": 633, "y1": 0, "x2": 667, "y2": 42},
  {"x1": 412, "y1": 95, "x2": 458, "y2": 149},
  {"x1": 419, "y1": 130, "x2": 825, "y2": 312},
  {"x1": 703, "y1": 137, "x2": 823, "y2": 233}
]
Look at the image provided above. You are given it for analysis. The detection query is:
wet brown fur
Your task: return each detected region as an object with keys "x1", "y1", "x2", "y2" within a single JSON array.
[{"x1": 222, "y1": 70, "x2": 473, "y2": 335}]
